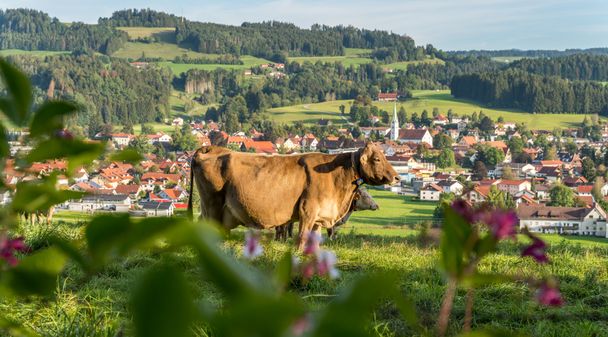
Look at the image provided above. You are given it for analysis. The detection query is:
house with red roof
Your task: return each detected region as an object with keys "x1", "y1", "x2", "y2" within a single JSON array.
[{"x1": 377, "y1": 92, "x2": 398, "y2": 102}]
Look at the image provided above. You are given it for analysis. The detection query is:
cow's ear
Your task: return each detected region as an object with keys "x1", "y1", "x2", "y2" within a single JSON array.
[{"x1": 359, "y1": 148, "x2": 368, "y2": 165}]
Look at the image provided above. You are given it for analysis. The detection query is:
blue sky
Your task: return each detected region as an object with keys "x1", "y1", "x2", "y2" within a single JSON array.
[{"x1": 1, "y1": 0, "x2": 607, "y2": 50}]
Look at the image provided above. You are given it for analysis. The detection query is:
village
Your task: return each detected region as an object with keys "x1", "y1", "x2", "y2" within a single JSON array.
[{"x1": 4, "y1": 91, "x2": 608, "y2": 239}]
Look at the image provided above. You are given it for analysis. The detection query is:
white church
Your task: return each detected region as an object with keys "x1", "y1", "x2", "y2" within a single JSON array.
[{"x1": 390, "y1": 103, "x2": 433, "y2": 147}]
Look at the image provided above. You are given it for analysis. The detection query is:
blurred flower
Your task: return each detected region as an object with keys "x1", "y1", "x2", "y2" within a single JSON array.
[
  {"x1": 316, "y1": 250, "x2": 339, "y2": 279},
  {"x1": 486, "y1": 210, "x2": 518, "y2": 240},
  {"x1": 291, "y1": 315, "x2": 312, "y2": 336},
  {"x1": 0, "y1": 236, "x2": 27, "y2": 267},
  {"x1": 303, "y1": 231, "x2": 322, "y2": 256},
  {"x1": 537, "y1": 281, "x2": 563, "y2": 307},
  {"x1": 54, "y1": 129, "x2": 74, "y2": 140},
  {"x1": 451, "y1": 199, "x2": 474, "y2": 222},
  {"x1": 301, "y1": 261, "x2": 315, "y2": 280},
  {"x1": 521, "y1": 231, "x2": 549, "y2": 263},
  {"x1": 243, "y1": 231, "x2": 263, "y2": 260}
]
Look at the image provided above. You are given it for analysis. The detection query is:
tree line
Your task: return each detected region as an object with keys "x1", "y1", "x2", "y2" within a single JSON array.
[
  {"x1": 0, "y1": 9, "x2": 127, "y2": 54},
  {"x1": 450, "y1": 68, "x2": 608, "y2": 115},
  {"x1": 510, "y1": 54, "x2": 608, "y2": 81},
  {"x1": 7, "y1": 53, "x2": 173, "y2": 137},
  {"x1": 98, "y1": 8, "x2": 184, "y2": 27},
  {"x1": 447, "y1": 48, "x2": 608, "y2": 58}
]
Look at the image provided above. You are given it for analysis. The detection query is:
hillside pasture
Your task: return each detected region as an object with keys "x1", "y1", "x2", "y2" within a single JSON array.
[
  {"x1": 160, "y1": 55, "x2": 272, "y2": 75},
  {"x1": 0, "y1": 49, "x2": 70, "y2": 57},
  {"x1": 289, "y1": 48, "x2": 373, "y2": 67},
  {"x1": 382, "y1": 57, "x2": 445, "y2": 71},
  {"x1": 116, "y1": 26, "x2": 176, "y2": 43},
  {"x1": 111, "y1": 41, "x2": 217, "y2": 60},
  {"x1": 265, "y1": 90, "x2": 600, "y2": 129}
]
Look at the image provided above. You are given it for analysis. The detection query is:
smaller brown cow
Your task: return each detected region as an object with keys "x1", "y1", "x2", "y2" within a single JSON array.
[{"x1": 274, "y1": 188, "x2": 379, "y2": 241}]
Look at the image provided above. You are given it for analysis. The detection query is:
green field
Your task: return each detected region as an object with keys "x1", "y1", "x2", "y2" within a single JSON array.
[
  {"x1": 116, "y1": 26, "x2": 176, "y2": 42},
  {"x1": 0, "y1": 49, "x2": 71, "y2": 57},
  {"x1": 289, "y1": 48, "x2": 373, "y2": 67},
  {"x1": 266, "y1": 90, "x2": 602, "y2": 129},
  {"x1": 382, "y1": 57, "x2": 445, "y2": 71},
  {"x1": 159, "y1": 55, "x2": 272, "y2": 75},
  {"x1": 111, "y1": 41, "x2": 218, "y2": 60},
  {"x1": 348, "y1": 190, "x2": 436, "y2": 226}
]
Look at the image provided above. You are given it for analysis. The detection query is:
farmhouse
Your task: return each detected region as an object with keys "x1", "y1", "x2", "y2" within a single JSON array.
[
  {"x1": 419, "y1": 183, "x2": 442, "y2": 201},
  {"x1": 397, "y1": 129, "x2": 433, "y2": 147},
  {"x1": 377, "y1": 92, "x2": 398, "y2": 102},
  {"x1": 518, "y1": 204, "x2": 607, "y2": 237},
  {"x1": 496, "y1": 180, "x2": 531, "y2": 196}
]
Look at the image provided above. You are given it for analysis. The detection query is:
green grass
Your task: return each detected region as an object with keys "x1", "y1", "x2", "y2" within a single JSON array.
[
  {"x1": 116, "y1": 27, "x2": 176, "y2": 43},
  {"x1": 382, "y1": 58, "x2": 445, "y2": 71},
  {"x1": 3, "y1": 215, "x2": 607, "y2": 336},
  {"x1": 289, "y1": 48, "x2": 373, "y2": 67},
  {"x1": 266, "y1": 90, "x2": 602, "y2": 130},
  {"x1": 348, "y1": 189, "x2": 436, "y2": 226},
  {"x1": 111, "y1": 41, "x2": 221, "y2": 60},
  {"x1": 159, "y1": 55, "x2": 272, "y2": 76},
  {"x1": 0, "y1": 49, "x2": 70, "y2": 57}
]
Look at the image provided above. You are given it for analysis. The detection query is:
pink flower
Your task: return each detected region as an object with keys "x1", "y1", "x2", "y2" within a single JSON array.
[
  {"x1": 301, "y1": 261, "x2": 315, "y2": 280},
  {"x1": 521, "y1": 233, "x2": 549, "y2": 264},
  {"x1": 243, "y1": 231, "x2": 263, "y2": 260},
  {"x1": 0, "y1": 236, "x2": 27, "y2": 267},
  {"x1": 291, "y1": 315, "x2": 312, "y2": 336},
  {"x1": 486, "y1": 210, "x2": 518, "y2": 240},
  {"x1": 537, "y1": 282, "x2": 564, "y2": 307},
  {"x1": 451, "y1": 199, "x2": 474, "y2": 222},
  {"x1": 303, "y1": 231, "x2": 322, "y2": 256},
  {"x1": 316, "y1": 250, "x2": 339, "y2": 279}
]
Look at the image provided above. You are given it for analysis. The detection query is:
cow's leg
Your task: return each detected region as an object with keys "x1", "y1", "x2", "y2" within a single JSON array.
[
  {"x1": 326, "y1": 227, "x2": 335, "y2": 240},
  {"x1": 287, "y1": 222, "x2": 294, "y2": 239},
  {"x1": 297, "y1": 214, "x2": 318, "y2": 251},
  {"x1": 275, "y1": 225, "x2": 284, "y2": 241}
]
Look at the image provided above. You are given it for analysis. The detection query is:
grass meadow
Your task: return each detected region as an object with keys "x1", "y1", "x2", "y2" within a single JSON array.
[
  {"x1": 2, "y1": 188, "x2": 605, "y2": 336},
  {"x1": 265, "y1": 90, "x2": 603, "y2": 129},
  {"x1": 289, "y1": 48, "x2": 373, "y2": 67},
  {"x1": 0, "y1": 49, "x2": 71, "y2": 57}
]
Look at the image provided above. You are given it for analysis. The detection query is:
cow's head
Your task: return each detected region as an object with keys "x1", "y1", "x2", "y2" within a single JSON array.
[
  {"x1": 357, "y1": 142, "x2": 400, "y2": 185},
  {"x1": 354, "y1": 188, "x2": 379, "y2": 211}
]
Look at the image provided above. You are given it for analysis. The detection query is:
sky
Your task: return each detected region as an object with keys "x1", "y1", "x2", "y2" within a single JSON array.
[{"x1": 1, "y1": 0, "x2": 607, "y2": 50}]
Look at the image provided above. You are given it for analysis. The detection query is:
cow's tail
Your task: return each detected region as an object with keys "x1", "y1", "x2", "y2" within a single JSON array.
[{"x1": 187, "y1": 151, "x2": 196, "y2": 221}]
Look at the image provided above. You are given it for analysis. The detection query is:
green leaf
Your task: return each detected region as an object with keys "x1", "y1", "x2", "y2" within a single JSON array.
[
  {"x1": 109, "y1": 148, "x2": 144, "y2": 164},
  {"x1": 26, "y1": 138, "x2": 106, "y2": 173},
  {"x1": 131, "y1": 263, "x2": 196, "y2": 337},
  {"x1": 0, "y1": 247, "x2": 67, "y2": 297},
  {"x1": 0, "y1": 124, "x2": 9, "y2": 160},
  {"x1": 11, "y1": 177, "x2": 83, "y2": 213},
  {"x1": 29, "y1": 101, "x2": 78, "y2": 137},
  {"x1": 440, "y1": 207, "x2": 473, "y2": 278},
  {"x1": 0, "y1": 58, "x2": 32, "y2": 127},
  {"x1": 49, "y1": 236, "x2": 91, "y2": 273},
  {"x1": 85, "y1": 214, "x2": 132, "y2": 267}
]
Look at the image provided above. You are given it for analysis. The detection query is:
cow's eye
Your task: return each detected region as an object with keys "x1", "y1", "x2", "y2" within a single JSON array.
[{"x1": 374, "y1": 158, "x2": 380, "y2": 162}]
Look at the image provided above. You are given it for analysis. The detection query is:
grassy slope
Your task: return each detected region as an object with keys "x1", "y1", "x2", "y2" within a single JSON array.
[
  {"x1": 5, "y1": 216, "x2": 607, "y2": 336},
  {"x1": 289, "y1": 48, "x2": 373, "y2": 67},
  {"x1": 382, "y1": 57, "x2": 445, "y2": 71},
  {"x1": 0, "y1": 49, "x2": 70, "y2": 57},
  {"x1": 266, "y1": 90, "x2": 601, "y2": 129},
  {"x1": 159, "y1": 55, "x2": 271, "y2": 76}
]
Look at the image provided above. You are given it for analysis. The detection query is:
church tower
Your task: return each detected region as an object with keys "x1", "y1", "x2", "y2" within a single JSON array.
[{"x1": 391, "y1": 103, "x2": 399, "y2": 141}]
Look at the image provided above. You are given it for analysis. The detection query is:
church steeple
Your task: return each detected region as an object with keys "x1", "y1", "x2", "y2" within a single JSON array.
[{"x1": 391, "y1": 103, "x2": 399, "y2": 140}]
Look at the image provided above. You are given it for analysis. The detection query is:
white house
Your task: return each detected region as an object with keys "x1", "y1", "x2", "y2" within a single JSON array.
[
  {"x1": 140, "y1": 201, "x2": 174, "y2": 217},
  {"x1": 518, "y1": 204, "x2": 607, "y2": 237},
  {"x1": 436, "y1": 180, "x2": 464, "y2": 195},
  {"x1": 147, "y1": 133, "x2": 173, "y2": 145},
  {"x1": 68, "y1": 194, "x2": 131, "y2": 213},
  {"x1": 496, "y1": 180, "x2": 531, "y2": 196},
  {"x1": 110, "y1": 133, "x2": 135, "y2": 147},
  {"x1": 398, "y1": 129, "x2": 433, "y2": 147},
  {"x1": 419, "y1": 183, "x2": 442, "y2": 201}
]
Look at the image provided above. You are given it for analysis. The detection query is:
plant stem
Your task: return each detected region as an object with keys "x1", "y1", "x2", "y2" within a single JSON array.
[
  {"x1": 437, "y1": 278, "x2": 457, "y2": 337},
  {"x1": 464, "y1": 288, "x2": 474, "y2": 333}
]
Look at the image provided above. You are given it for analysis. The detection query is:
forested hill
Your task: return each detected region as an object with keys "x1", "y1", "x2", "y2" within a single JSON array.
[
  {"x1": 7, "y1": 54, "x2": 172, "y2": 137},
  {"x1": 0, "y1": 9, "x2": 127, "y2": 54},
  {"x1": 510, "y1": 54, "x2": 608, "y2": 81},
  {"x1": 100, "y1": 9, "x2": 432, "y2": 61},
  {"x1": 447, "y1": 48, "x2": 608, "y2": 58}
]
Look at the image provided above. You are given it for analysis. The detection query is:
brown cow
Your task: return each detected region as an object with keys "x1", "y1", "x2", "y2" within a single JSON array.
[
  {"x1": 275, "y1": 187, "x2": 379, "y2": 241},
  {"x1": 188, "y1": 142, "x2": 399, "y2": 249}
]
